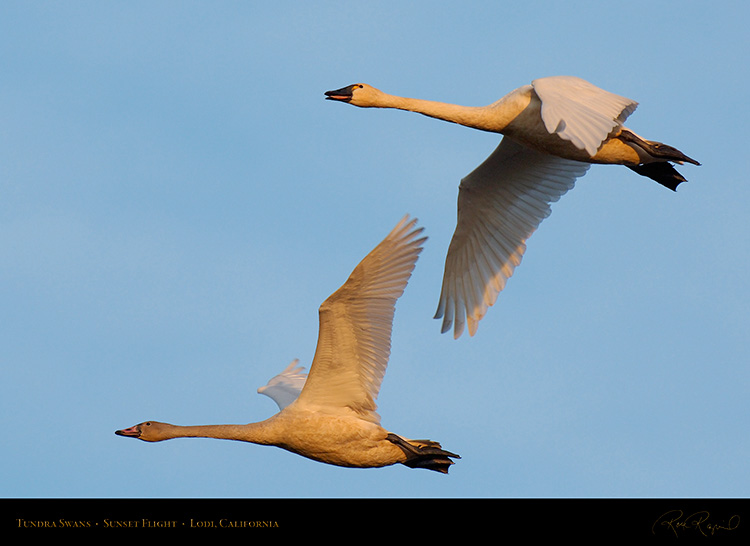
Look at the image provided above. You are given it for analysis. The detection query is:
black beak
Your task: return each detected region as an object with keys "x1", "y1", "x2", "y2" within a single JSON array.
[{"x1": 324, "y1": 84, "x2": 357, "y2": 101}]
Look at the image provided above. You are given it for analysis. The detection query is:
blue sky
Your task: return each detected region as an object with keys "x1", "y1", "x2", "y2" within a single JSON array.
[{"x1": 1, "y1": 1, "x2": 748, "y2": 498}]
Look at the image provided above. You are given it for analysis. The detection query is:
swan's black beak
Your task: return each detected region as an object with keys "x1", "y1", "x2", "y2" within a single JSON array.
[
  {"x1": 115, "y1": 425, "x2": 141, "y2": 438},
  {"x1": 324, "y1": 85, "x2": 357, "y2": 102}
]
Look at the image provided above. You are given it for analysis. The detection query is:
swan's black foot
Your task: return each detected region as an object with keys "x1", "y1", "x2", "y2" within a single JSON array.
[
  {"x1": 628, "y1": 162, "x2": 688, "y2": 191},
  {"x1": 620, "y1": 129, "x2": 701, "y2": 166},
  {"x1": 387, "y1": 433, "x2": 460, "y2": 474},
  {"x1": 619, "y1": 130, "x2": 700, "y2": 191},
  {"x1": 646, "y1": 142, "x2": 700, "y2": 166}
]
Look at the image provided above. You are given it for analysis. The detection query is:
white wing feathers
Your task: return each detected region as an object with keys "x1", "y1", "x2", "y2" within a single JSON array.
[
  {"x1": 434, "y1": 77, "x2": 636, "y2": 339},
  {"x1": 435, "y1": 138, "x2": 590, "y2": 338},
  {"x1": 293, "y1": 216, "x2": 426, "y2": 421},
  {"x1": 532, "y1": 76, "x2": 638, "y2": 157},
  {"x1": 257, "y1": 359, "x2": 308, "y2": 410}
]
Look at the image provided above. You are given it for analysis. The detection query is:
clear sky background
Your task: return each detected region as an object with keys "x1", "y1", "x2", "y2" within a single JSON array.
[{"x1": 1, "y1": 1, "x2": 747, "y2": 498}]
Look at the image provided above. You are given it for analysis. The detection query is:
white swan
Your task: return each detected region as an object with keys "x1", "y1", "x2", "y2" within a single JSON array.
[
  {"x1": 325, "y1": 76, "x2": 700, "y2": 338},
  {"x1": 257, "y1": 359, "x2": 307, "y2": 410},
  {"x1": 116, "y1": 216, "x2": 459, "y2": 473}
]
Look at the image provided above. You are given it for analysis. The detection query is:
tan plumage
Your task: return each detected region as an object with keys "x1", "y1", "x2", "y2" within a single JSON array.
[{"x1": 116, "y1": 216, "x2": 459, "y2": 473}]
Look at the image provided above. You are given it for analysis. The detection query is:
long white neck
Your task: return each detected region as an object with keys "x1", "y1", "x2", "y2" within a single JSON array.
[
  {"x1": 372, "y1": 93, "x2": 515, "y2": 133},
  {"x1": 156, "y1": 422, "x2": 276, "y2": 445}
]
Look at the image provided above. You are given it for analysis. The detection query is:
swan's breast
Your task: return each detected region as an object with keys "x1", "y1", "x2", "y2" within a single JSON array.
[{"x1": 269, "y1": 410, "x2": 401, "y2": 468}]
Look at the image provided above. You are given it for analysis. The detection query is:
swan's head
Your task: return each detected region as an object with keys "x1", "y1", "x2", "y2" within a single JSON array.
[
  {"x1": 325, "y1": 83, "x2": 384, "y2": 108},
  {"x1": 115, "y1": 421, "x2": 170, "y2": 442}
]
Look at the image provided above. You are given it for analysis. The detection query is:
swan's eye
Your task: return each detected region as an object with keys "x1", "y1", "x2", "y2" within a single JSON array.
[{"x1": 145, "y1": 422, "x2": 151, "y2": 426}]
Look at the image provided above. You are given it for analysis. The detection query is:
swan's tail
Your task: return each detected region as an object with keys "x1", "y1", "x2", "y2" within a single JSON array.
[
  {"x1": 387, "y1": 433, "x2": 460, "y2": 474},
  {"x1": 619, "y1": 130, "x2": 701, "y2": 191}
]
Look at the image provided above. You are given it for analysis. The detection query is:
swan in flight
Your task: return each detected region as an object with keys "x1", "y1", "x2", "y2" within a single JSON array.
[
  {"x1": 325, "y1": 76, "x2": 700, "y2": 338},
  {"x1": 116, "y1": 216, "x2": 460, "y2": 473},
  {"x1": 257, "y1": 359, "x2": 307, "y2": 410}
]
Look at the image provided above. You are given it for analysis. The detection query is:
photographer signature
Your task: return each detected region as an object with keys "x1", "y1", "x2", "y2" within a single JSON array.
[{"x1": 652, "y1": 509, "x2": 740, "y2": 537}]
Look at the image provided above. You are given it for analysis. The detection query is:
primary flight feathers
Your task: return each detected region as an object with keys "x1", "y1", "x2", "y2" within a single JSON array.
[
  {"x1": 117, "y1": 216, "x2": 459, "y2": 474},
  {"x1": 326, "y1": 76, "x2": 699, "y2": 338}
]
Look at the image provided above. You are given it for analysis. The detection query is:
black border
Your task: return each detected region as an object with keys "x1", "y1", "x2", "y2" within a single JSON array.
[{"x1": 3, "y1": 498, "x2": 748, "y2": 538}]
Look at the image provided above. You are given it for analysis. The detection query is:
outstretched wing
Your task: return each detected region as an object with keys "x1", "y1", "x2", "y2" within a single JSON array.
[
  {"x1": 435, "y1": 137, "x2": 590, "y2": 338},
  {"x1": 294, "y1": 216, "x2": 426, "y2": 422},
  {"x1": 257, "y1": 359, "x2": 308, "y2": 411},
  {"x1": 532, "y1": 75, "x2": 638, "y2": 157}
]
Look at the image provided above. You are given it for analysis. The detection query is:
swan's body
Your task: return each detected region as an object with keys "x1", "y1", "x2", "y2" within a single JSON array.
[
  {"x1": 257, "y1": 359, "x2": 307, "y2": 410},
  {"x1": 116, "y1": 216, "x2": 459, "y2": 473},
  {"x1": 325, "y1": 76, "x2": 700, "y2": 338}
]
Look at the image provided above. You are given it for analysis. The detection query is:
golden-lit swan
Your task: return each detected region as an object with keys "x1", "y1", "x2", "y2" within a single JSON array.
[
  {"x1": 325, "y1": 76, "x2": 700, "y2": 338},
  {"x1": 116, "y1": 216, "x2": 459, "y2": 473}
]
